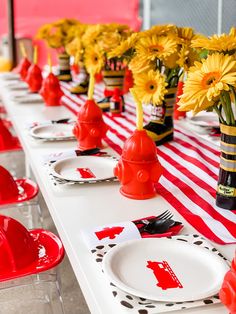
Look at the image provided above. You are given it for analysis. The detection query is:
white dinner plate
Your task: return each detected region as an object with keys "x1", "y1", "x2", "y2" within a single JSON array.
[
  {"x1": 102, "y1": 238, "x2": 229, "y2": 302},
  {"x1": 186, "y1": 112, "x2": 219, "y2": 127},
  {"x1": 51, "y1": 156, "x2": 117, "y2": 182},
  {"x1": 30, "y1": 124, "x2": 74, "y2": 140},
  {"x1": 15, "y1": 94, "x2": 44, "y2": 104}
]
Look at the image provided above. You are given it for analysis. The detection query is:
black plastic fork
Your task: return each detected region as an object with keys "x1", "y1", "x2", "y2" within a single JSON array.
[{"x1": 133, "y1": 210, "x2": 173, "y2": 226}]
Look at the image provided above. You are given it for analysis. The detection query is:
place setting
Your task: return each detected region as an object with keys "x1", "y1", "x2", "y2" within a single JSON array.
[{"x1": 81, "y1": 210, "x2": 229, "y2": 314}]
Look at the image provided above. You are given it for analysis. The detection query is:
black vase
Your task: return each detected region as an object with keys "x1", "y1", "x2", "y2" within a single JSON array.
[{"x1": 216, "y1": 124, "x2": 236, "y2": 210}]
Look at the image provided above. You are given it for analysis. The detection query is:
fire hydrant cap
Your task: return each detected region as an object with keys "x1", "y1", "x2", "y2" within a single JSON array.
[
  {"x1": 78, "y1": 99, "x2": 103, "y2": 123},
  {"x1": 122, "y1": 129, "x2": 157, "y2": 162}
]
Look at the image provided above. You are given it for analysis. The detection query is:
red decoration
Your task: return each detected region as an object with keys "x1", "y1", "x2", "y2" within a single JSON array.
[
  {"x1": 18, "y1": 57, "x2": 31, "y2": 81},
  {"x1": 0, "y1": 165, "x2": 38, "y2": 205},
  {"x1": 123, "y1": 68, "x2": 134, "y2": 94},
  {"x1": 219, "y1": 254, "x2": 236, "y2": 314},
  {"x1": 174, "y1": 81, "x2": 186, "y2": 120},
  {"x1": 0, "y1": 215, "x2": 64, "y2": 281},
  {"x1": 71, "y1": 63, "x2": 80, "y2": 75},
  {"x1": 114, "y1": 129, "x2": 163, "y2": 199},
  {"x1": 76, "y1": 168, "x2": 95, "y2": 179},
  {"x1": 110, "y1": 88, "x2": 123, "y2": 114},
  {"x1": 25, "y1": 64, "x2": 43, "y2": 93},
  {"x1": 147, "y1": 261, "x2": 183, "y2": 290},
  {"x1": 73, "y1": 99, "x2": 108, "y2": 151},
  {"x1": 95, "y1": 72, "x2": 103, "y2": 83},
  {"x1": 40, "y1": 73, "x2": 64, "y2": 106},
  {"x1": 95, "y1": 226, "x2": 124, "y2": 240},
  {"x1": 0, "y1": 119, "x2": 21, "y2": 151}
]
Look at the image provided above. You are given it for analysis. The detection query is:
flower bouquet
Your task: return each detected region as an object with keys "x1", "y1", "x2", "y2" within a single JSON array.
[
  {"x1": 36, "y1": 18, "x2": 80, "y2": 81},
  {"x1": 109, "y1": 24, "x2": 199, "y2": 145},
  {"x1": 178, "y1": 27, "x2": 236, "y2": 210}
]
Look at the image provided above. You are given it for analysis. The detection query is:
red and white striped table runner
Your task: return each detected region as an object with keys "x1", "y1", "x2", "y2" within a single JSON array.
[{"x1": 61, "y1": 82, "x2": 236, "y2": 245}]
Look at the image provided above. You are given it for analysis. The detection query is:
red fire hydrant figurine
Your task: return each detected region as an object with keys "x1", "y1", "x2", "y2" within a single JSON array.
[
  {"x1": 40, "y1": 73, "x2": 63, "y2": 106},
  {"x1": 219, "y1": 254, "x2": 236, "y2": 314},
  {"x1": 114, "y1": 129, "x2": 162, "y2": 199},
  {"x1": 73, "y1": 99, "x2": 108, "y2": 151},
  {"x1": 114, "y1": 89, "x2": 162, "y2": 199},
  {"x1": 18, "y1": 42, "x2": 31, "y2": 81},
  {"x1": 26, "y1": 46, "x2": 42, "y2": 93}
]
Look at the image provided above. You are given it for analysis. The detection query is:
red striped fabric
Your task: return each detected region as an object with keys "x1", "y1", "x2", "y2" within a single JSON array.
[{"x1": 60, "y1": 82, "x2": 236, "y2": 245}]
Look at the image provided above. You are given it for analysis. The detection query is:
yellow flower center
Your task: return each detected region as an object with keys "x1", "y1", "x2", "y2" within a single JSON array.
[
  {"x1": 201, "y1": 71, "x2": 221, "y2": 88},
  {"x1": 145, "y1": 80, "x2": 157, "y2": 93},
  {"x1": 149, "y1": 44, "x2": 164, "y2": 53}
]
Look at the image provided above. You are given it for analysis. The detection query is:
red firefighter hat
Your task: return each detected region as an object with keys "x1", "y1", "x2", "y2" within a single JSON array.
[
  {"x1": 0, "y1": 166, "x2": 38, "y2": 205},
  {"x1": 77, "y1": 99, "x2": 103, "y2": 123},
  {"x1": 0, "y1": 215, "x2": 64, "y2": 281},
  {"x1": 0, "y1": 119, "x2": 21, "y2": 151},
  {"x1": 122, "y1": 129, "x2": 157, "y2": 162}
]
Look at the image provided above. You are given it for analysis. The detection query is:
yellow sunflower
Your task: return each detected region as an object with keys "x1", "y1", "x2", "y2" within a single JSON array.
[
  {"x1": 132, "y1": 70, "x2": 168, "y2": 105},
  {"x1": 135, "y1": 35, "x2": 177, "y2": 62},
  {"x1": 178, "y1": 53, "x2": 236, "y2": 113},
  {"x1": 192, "y1": 33, "x2": 236, "y2": 53},
  {"x1": 65, "y1": 37, "x2": 83, "y2": 59},
  {"x1": 84, "y1": 45, "x2": 105, "y2": 74},
  {"x1": 82, "y1": 24, "x2": 105, "y2": 46}
]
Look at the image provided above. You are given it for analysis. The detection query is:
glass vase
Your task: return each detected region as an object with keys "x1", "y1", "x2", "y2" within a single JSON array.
[{"x1": 58, "y1": 52, "x2": 72, "y2": 82}]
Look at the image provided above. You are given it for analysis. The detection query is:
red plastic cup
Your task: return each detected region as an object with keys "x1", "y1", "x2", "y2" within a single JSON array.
[
  {"x1": 40, "y1": 73, "x2": 64, "y2": 106},
  {"x1": 114, "y1": 129, "x2": 163, "y2": 199},
  {"x1": 219, "y1": 254, "x2": 236, "y2": 314},
  {"x1": 0, "y1": 165, "x2": 38, "y2": 205},
  {"x1": 0, "y1": 215, "x2": 64, "y2": 281},
  {"x1": 73, "y1": 99, "x2": 108, "y2": 151},
  {"x1": 25, "y1": 64, "x2": 43, "y2": 93}
]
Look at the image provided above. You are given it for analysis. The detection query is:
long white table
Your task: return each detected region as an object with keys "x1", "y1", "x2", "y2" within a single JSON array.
[{"x1": 0, "y1": 76, "x2": 234, "y2": 314}]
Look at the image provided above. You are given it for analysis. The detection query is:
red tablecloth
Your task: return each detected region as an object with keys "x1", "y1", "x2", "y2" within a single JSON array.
[{"x1": 60, "y1": 82, "x2": 236, "y2": 245}]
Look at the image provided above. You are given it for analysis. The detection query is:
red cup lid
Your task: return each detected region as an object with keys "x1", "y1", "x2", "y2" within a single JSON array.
[
  {"x1": 0, "y1": 215, "x2": 64, "y2": 281},
  {"x1": 122, "y1": 129, "x2": 157, "y2": 162}
]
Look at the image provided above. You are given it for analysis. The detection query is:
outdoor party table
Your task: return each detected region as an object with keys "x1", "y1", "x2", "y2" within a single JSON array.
[{"x1": 0, "y1": 73, "x2": 235, "y2": 314}]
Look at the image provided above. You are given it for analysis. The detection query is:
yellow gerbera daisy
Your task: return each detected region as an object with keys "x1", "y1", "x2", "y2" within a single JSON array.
[
  {"x1": 84, "y1": 45, "x2": 105, "y2": 74},
  {"x1": 145, "y1": 24, "x2": 177, "y2": 37},
  {"x1": 178, "y1": 53, "x2": 236, "y2": 113},
  {"x1": 128, "y1": 55, "x2": 156, "y2": 73},
  {"x1": 177, "y1": 27, "x2": 195, "y2": 44},
  {"x1": 108, "y1": 32, "x2": 139, "y2": 59},
  {"x1": 65, "y1": 37, "x2": 83, "y2": 58},
  {"x1": 135, "y1": 35, "x2": 177, "y2": 62},
  {"x1": 192, "y1": 33, "x2": 236, "y2": 53},
  {"x1": 177, "y1": 45, "x2": 199, "y2": 71},
  {"x1": 82, "y1": 24, "x2": 105, "y2": 46},
  {"x1": 132, "y1": 70, "x2": 168, "y2": 105},
  {"x1": 97, "y1": 32, "x2": 122, "y2": 53}
]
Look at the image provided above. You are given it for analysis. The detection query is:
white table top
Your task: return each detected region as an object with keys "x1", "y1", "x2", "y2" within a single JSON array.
[{"x1": 0, "y1": 76, "x2": 234, "y2": 314}]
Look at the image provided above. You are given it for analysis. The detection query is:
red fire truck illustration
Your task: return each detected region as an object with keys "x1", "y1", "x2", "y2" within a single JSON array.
[
  {"x1": 76, "y1": 168, "x2": 96, "y2": 179},
  {"x1": 95, "y1": 226, "x2": 124, "y2": 240},
  {"x1": 147, "y1": 261, "x2": 183, "y2": 290}
]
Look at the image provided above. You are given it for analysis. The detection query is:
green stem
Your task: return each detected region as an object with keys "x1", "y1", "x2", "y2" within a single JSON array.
[
  {"x1": 223, "y1": 90, "x2": 235, "y2": 125},
  {"x1": 220, "y1": 94, "x2": 231, "y2": 125},
  {"x1": 213, "y1": 104, "x2": 225, "y2": 124}
]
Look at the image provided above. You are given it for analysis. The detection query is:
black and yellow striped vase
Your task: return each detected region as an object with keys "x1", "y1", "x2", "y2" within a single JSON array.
[
  {"x1": 216, "y1": 124, "x2": 236, "y2": 210},
  {"x1": 58, "y1": 53, "x2": 72, "y2": 82},
  {"x1": 144, "y1": 87, "x2": 176, "y2": 146},
  {"x1": 97, "y1": 70, "x2": 125, "y2": 111}
]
